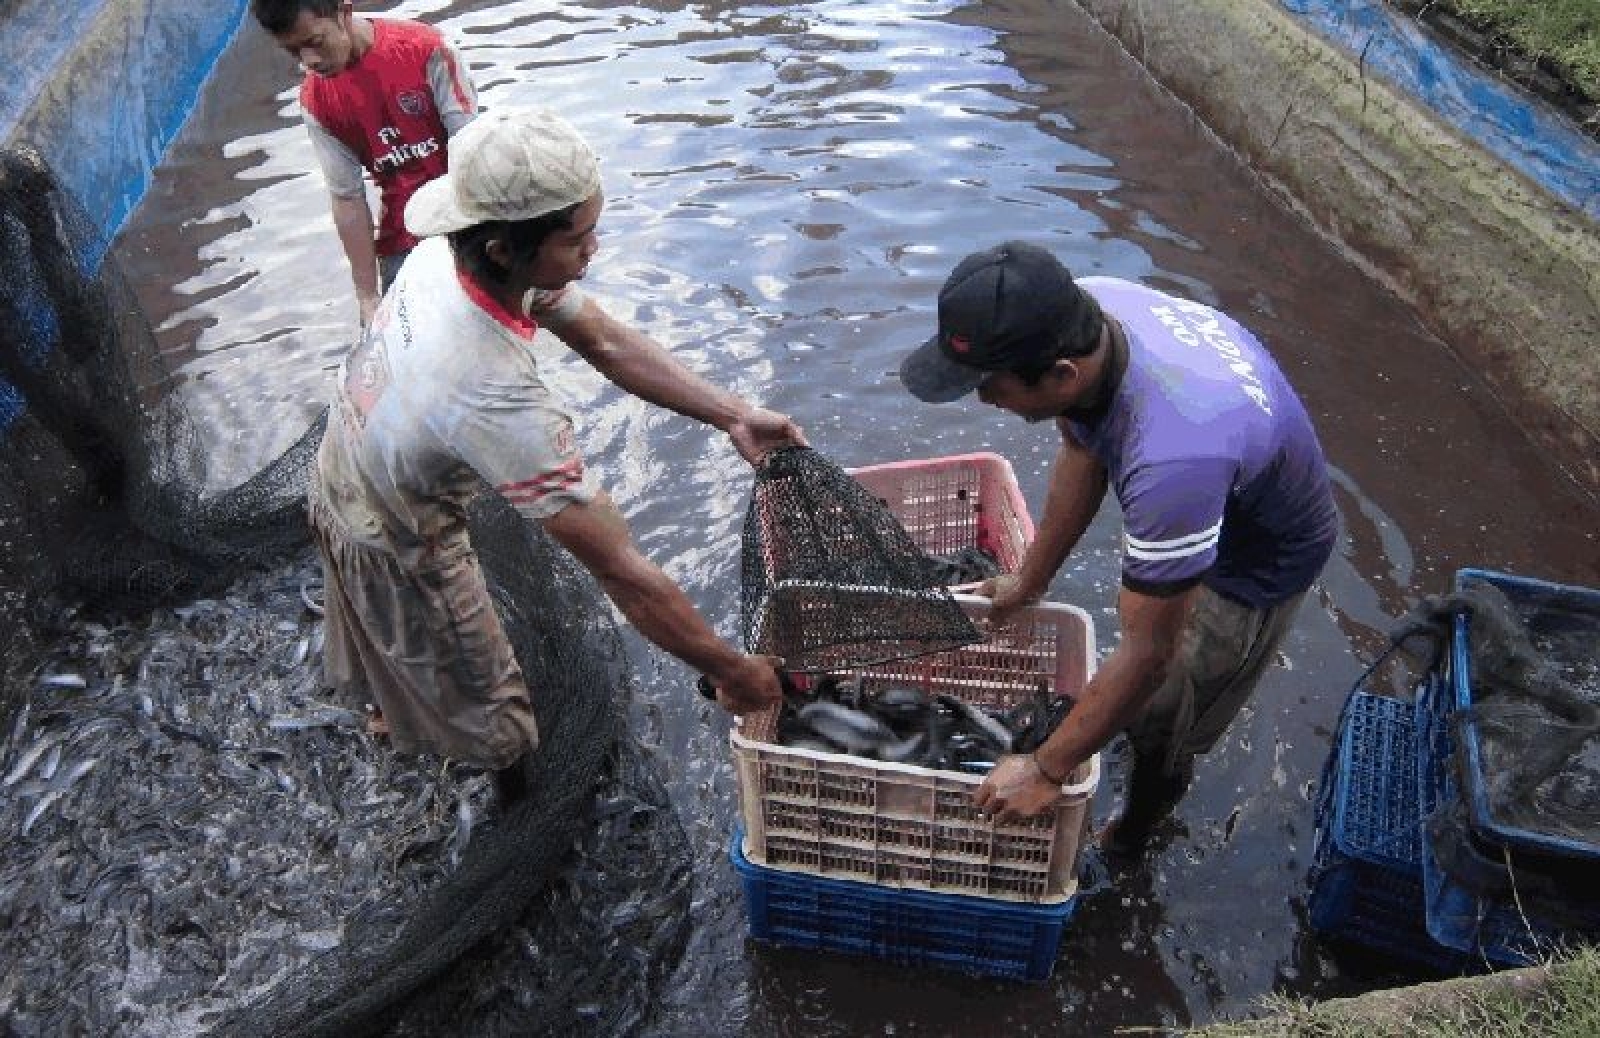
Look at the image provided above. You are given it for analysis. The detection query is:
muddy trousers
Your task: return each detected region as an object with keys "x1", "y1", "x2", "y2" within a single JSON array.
[
  {"x1": 1126, "y1": 586, "x2": 1308, "y2": 785},
  {"x1": 309, "y1": 496, "x2": 540, "y2": 770}
]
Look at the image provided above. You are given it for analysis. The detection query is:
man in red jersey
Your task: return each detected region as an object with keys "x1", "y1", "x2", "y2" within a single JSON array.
[{"x1": 251, "y1": 0, "x2": 478, "y2": 326}]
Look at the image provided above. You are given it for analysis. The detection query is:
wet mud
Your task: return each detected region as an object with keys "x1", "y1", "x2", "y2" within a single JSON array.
[{"x1": 21, "y1": 0, "x2": 1600, "y2": 1034}]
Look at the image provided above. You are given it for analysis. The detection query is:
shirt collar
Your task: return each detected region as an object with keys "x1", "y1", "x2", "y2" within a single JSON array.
[{"x1": 455, "y1": 266, "x2": 537, "y2": 339}]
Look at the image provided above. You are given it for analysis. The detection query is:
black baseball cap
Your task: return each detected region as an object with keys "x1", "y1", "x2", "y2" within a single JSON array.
[{"x1": 900, "y1": 241, "x2": 1101, "y2": 403}]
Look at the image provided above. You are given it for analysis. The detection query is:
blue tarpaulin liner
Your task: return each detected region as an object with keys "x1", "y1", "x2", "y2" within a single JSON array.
[
  {"x1": 0, "y1": 0, "x2": 247, "y2": 431},
  {"x1": 1279, "y1": 0, "x2": 1600, "y2": 221},
  {"x1": 1, "y1": 0, "x2": 248, "y2": 241}
]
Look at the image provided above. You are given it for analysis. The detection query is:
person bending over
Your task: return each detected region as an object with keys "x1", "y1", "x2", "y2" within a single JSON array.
[
  {"x1": 310, "y1": 108, "x2": 806, "y2": 780},
  {"x1": 251, "y1": 0, "x2": 477, "y2": 325},
  {"x1": 899, "y1": 242, "x2": 1336, "y2": 858}
]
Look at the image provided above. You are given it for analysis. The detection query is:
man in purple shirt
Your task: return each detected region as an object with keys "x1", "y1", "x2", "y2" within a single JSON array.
[{"x1": 901, "y1": 242, "x2": 1337, "y2": 858}]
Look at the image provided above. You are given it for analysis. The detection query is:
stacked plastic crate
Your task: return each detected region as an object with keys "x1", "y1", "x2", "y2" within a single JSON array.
[
  {"x1": 1310, "y1": 568, "x2": 1600, "y2": 971},
  {"x1": 729, "y1": 453, "x2": 1100, "y2": 983},
  {"x1": 1417, "y1": 568, "x2": 1600, "y2": 967},
  {"x1": 1306, "y1": 686, "x2": 1467, "y2": 971}
]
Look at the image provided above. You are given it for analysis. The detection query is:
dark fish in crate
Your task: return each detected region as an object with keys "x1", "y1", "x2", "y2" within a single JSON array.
[
  {"x1": 921, "y1": 545, "x2": 1003, "y2": 585},
  {"x1": 780, "y1": 698, "x2": 926, "y2": 763},
  {"x1": 1008, "y1": 682, "x2": 1076, "y2": 753},
  {"x1": 795, "y1": 701, "x2": 898, "y2": 757},
  {"x1": 866, "y1": 685, "x2": 932, "y2": 734},
  {"x1": 936, "y1": 693, "x2": 1014, "y2": 756}
]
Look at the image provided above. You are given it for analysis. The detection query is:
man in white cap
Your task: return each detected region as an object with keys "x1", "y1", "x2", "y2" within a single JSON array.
[{"x1": 309, "y1": 107, "x2": 806, "y2": 780}]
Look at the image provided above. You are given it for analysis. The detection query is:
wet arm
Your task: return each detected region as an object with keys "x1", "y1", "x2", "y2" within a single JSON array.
[
  {"x1": 1010, "y1": 432, "x2": 1108, "y2": 600},
  {"x1": 305, "y1": 115, "x2": 381, "y2": 323},
  {"x1": 547, "y1": 300, "x2": 794, "y2": 456},
  {"x1": 540, "y1": 491, "x2": 778, "y2": 709},
  {"x1": 1033, "y1": 584, "x2": 1194, "y2": 783},
  {"x1": 330, "y1": 193, "x2": 381, "y2": 324}
]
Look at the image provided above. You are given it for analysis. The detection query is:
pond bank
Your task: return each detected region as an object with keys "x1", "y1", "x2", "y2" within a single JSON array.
[
  {"x1": 1195, "y1": 946, "x2": 1600, "y2": 1035},
  {"x1": 1071, "y1": 0, "x2": 1600, "y2": 496}
]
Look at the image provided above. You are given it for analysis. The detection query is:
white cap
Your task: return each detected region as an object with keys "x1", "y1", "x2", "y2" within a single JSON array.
[{"x1": 405, "y1": 108, "x2": 601, "y2": 237}]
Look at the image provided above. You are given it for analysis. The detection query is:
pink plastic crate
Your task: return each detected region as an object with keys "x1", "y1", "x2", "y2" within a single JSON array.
[{"x1": 847, "y1": 453, "x2": 1034, "y2": 589}]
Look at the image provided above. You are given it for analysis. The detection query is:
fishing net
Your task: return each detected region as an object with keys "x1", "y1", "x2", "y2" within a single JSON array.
[
  {"x1": 740, "y1": 446, "x2": 982, "y2": 672},
  {"x1": 1394, "y1": 580, "x2": 1600, "y2": 846},
  {"x1": 0, "y1": 147, "x2": 692, "y2": 1036},
  {"x1": 0, "y1": 145, "x2": 318, "y2": 623},
  {"x1": 207, "y1": 496, "x2": 686, "y2": 1038}
]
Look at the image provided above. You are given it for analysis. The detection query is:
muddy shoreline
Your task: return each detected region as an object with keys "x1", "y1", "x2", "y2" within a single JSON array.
[{"x1": 1072, "y1": 0, "x2": 1600, "y2": 498}]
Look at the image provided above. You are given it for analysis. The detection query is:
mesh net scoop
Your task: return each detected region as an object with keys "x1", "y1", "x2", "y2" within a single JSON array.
[{"x1": 740, "y1": 446, "x2": 982, "y2": 672}]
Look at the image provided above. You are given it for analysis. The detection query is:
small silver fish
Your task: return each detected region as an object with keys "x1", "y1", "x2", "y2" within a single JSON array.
[
  {"x1": 266, "y1": 706, "x2": 362, "y2": 731},
  {"x1": 3, "y1": 733, "x2": 63, "y2": 787},
  {"x1": 21, "y1": 788, "x2": 66, "y2": 837},
  {"x1": 38, "y1": 742, "x2": 62, "y2": 782},
  {"x1": 447, "y1": 799, "x2": 473, "y2": 866},
  {"x1": 56, "y1": 757, "x2": 98, "y2": 790},
  {"x1": 37, "y1": 673, "x2": 87, "y2": 689}
]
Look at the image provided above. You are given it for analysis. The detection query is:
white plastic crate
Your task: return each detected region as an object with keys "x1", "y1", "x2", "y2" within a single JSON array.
[{"x1": 732, "y1": 594, "x2": 1098, "y2": 904}]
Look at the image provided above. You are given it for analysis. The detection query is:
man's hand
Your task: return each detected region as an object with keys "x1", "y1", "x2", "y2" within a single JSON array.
[
  {"x1": 357, "y1": 291, "x2": 380, "y2": 330},
  {"x1": 977, "y1": 572, "x2": 1044, "y2": 627},
  {"x1": 727, "y1": 407, "x2": 808, "y2": 466},
  {"x1": 706, "y1": 654, "x2": 786, "y2": 715},
  {"x1": 972, "y1": 753, "x2": 1064, "y2": 822}
]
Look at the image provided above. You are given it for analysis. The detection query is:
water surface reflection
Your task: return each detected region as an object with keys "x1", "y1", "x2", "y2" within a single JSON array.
[{"x1": 115, "y1": 0, "x2": 1598, "y2": 1032}]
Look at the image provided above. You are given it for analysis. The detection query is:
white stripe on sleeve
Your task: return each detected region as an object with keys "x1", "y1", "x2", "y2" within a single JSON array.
[{"x1": 1124, "y1": 520, "x2": 1223, "y2": 561}]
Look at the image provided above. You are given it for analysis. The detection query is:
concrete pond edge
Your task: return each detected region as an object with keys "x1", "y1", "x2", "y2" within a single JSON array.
[{"x1": 1070, "y1": 0, "x2": 1600, "y2": 496}]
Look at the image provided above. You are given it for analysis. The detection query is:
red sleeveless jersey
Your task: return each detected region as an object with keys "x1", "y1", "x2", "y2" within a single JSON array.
[{"x1": 300, "y1": 20, "x2": 474, "y2": 255}]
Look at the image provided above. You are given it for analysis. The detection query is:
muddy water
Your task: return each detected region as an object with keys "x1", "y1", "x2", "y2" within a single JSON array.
[{"x1": 113, "y1": 0, "x2": 1599, "y2": 1033}]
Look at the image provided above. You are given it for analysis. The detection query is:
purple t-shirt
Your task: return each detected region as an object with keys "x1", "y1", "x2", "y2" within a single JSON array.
[{"x1": 1064, "y1": 278, "x2": 1337, "y2": 609}]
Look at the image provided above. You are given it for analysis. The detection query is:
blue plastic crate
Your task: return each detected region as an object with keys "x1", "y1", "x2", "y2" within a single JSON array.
[
  {"x1": 729, "y1": 829, "x2": 1076, "y2": 983},
  {"x1": 1450, "y1": 568, "x2": 1600, "y2": 863},
  {"x1": 1416, "y1": 671, "x2": 1600, "y2": 966},
  {"x1": 1306, "y1": 690, "x2": 1465, "y2": 972}
]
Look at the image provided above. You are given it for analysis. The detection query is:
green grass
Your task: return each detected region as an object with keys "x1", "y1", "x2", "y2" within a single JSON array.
[
  {"x1": 1441, "y1": 0, "x2": 1600, "y2": 101},
  {"x1": 1188, "y1": 946, "x2": 1600, "y2": 1038}
]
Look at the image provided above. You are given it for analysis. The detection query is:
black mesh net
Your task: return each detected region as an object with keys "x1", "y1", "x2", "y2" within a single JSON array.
[
  {"x1": 0, "y1": 148, "x2": 691, "y2": 1037},
  {"x1": 739, "y1": 446, "x2": 982, "y2": 672},
  {"x1": 0, "y1": 145, "x2": 318, "y2": 619},
  {"x1": 1393, "y1": 580, "x2": 1600, "y2": 846}
]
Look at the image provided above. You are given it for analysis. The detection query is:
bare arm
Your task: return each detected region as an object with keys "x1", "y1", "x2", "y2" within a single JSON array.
[
  {"x1": 546, "y1": 299, "x2": 806, "y2": 463},
  {"x1": 540, "y1": 490, "x2": 782, "y2": 713},
  {"x1": 974, "y1": 583, "x2": 1196, "y2": 819},
  {"x1": 330, "y1": 193, "x2": 381, "y2": 326},
  {"x1": 983, "y1": 429, "x2": 1108, "y2": 621}
]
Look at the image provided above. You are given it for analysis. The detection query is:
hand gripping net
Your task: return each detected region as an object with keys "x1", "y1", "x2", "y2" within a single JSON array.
[{"x1": 740, "y1": 446, "x2": 981, "y2": 672}]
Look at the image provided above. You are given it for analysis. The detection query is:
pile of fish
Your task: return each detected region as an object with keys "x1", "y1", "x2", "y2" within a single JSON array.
[
  {"x1": 775, "y1": 674, "x2": 1072, "y2": 774},
  {"x1": 385, "y1": 736, "x2": 693, "y2": 1038},
  {"x1": 0, "y1": 551, "x2": 690, "y2": 1038},
  {"x1": 920, "y1": 545, "x2": 1003, "y2": 586}
]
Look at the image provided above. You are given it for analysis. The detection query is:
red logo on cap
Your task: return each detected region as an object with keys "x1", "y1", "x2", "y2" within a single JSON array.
[{"x1": 949, "y1": 335, "x2": 971, "y2": 354}]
